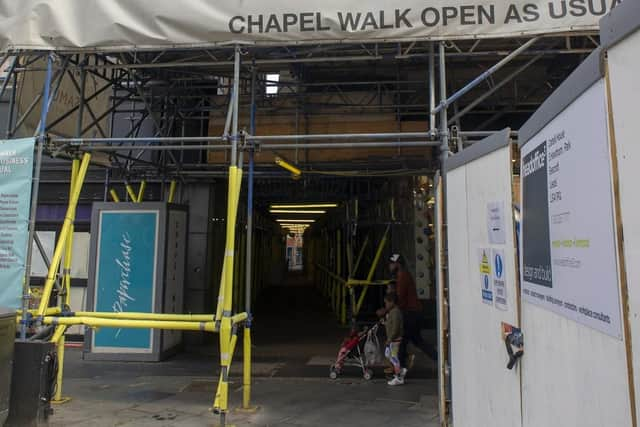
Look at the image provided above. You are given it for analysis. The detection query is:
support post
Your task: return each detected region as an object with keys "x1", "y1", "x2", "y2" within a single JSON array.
[
  {"x1": 231, "y1": 47, "x2": 240, "y2": 167},
  {"x1": 6, "y1": 58, "x2": 18, "y2": 139},
  {"x1": 337, "y1": 229, "x2": 342, "y2": 322},
  {"x1": 21, "y1": 53, "x2": 53, "y2": 338},
  {"x1": 438, "y1": 42, "x2": 450, "y2": 166},
  {"x1": 75, "y1": 64, "x2": 87, "y2": 138},
  {"x1": 53, "y1": 158, "x2": 79, "y2": 404},
  {"x1": 429, "y1": 43, "x2": 436, "y2": 135},
  {"x1": 242, "y1": 65, "x2": 257, "y2": 411},
  {"x1": 213, "y1": 45, "x2": 243, "y2": 423}
]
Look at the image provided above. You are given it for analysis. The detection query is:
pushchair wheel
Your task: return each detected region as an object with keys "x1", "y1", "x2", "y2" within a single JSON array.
[
  {"x1": 329, "y1": 366, "x2": 338, "y2": 380},
  {"x1": 363, "y1": 369, "x2": 373, "y2": 381}
]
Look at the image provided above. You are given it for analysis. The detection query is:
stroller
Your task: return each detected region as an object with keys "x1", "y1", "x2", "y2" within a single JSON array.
[{"x1": 329, "y1": 322, "x2": 383, "y2": 380}]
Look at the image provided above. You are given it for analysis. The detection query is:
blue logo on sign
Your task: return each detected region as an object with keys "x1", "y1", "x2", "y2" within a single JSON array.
[
  {"x1": 484, "y1": 274, "x2": 489, "y2": 289},
  {"x1": 495, "y1": 254, "x2": 503, "y2": 279}
]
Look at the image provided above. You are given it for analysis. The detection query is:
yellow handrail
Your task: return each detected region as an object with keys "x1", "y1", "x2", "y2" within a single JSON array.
[
  {"x1": 42, "y1": 316, "x2": 219, "y2": 332},
  {"x1": 74, "y1": 311, "x2": 217, "y2": 322}
]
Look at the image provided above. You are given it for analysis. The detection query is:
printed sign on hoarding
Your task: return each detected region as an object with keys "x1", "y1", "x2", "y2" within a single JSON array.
[
  {"x1": 492, "y1": 248, "x2": 508, "y2": 311},
  {"x1": 0, "y1": 138, "x2": 34, "y2": 309},
  {"x1": 478, "y1": 248, "x2": 493, "y2": 305},
  {"x1": 93, "y1": 211, "x2": 159, "y2": 351},
  {"x1": 521, "y1": 81, "x2": 622, "y2": 339}
]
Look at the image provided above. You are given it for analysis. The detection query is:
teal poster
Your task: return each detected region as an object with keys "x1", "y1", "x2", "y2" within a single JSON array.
[
  {"x1": 0, "y1": 138, "x2": 35, "y2": 309},
  {"x1": 94, "y1": 211, "x2": 158, "y2": 350}
]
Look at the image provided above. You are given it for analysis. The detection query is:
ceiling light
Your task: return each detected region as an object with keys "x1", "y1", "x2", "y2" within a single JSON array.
[
  {"x1": 270, "y1": 203, "x2": 338, "y2": 209},
  {"x1": 269, "y1": 209, "x2": 326, "y2": 214},
  {"x1": 276, "y1": 219, "x2": 315, "y2": 223}
]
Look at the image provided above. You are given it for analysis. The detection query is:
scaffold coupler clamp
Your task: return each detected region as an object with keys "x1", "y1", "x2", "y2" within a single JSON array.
[
  {"x1": 21, "y1": 309, "x2": 33, "y2": 330},
  {"x1": 451, "y1": 125, "x2": 460, "y2": 148}
]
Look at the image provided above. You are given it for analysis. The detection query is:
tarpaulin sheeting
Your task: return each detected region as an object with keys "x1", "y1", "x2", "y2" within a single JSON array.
[{"x1": 0, "y1": 0, "x2": 619, "y2": 52}]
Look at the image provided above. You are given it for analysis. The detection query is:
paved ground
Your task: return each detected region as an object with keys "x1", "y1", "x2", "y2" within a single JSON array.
[
  {"x1": 49, "y1": 275, "x2": 439, "y2": 426},
  {"x1": 51, "y1": 373, "x2": 439, "y2": 427}
]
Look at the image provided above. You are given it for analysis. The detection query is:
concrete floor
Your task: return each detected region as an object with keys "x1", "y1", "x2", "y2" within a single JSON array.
[{"x1": 50, "y1": 276, "x2": 439, "y2": 426}]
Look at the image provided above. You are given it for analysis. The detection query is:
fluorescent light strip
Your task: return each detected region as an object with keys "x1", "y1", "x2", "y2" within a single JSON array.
[
  {"x1": 276, "y1": 219, "x2": 315, "y2": 223},
  {"x1": 269, "y1": 210, "x2": 326, "y2": 214},
  {"x1": 270, "y1": 204, "x2": 338, "y2": 209}
]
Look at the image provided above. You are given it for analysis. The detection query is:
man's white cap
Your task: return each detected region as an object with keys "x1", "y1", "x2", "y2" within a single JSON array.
[{"x1": 389, "y1": 253, "x2": 401, "y2": 263}]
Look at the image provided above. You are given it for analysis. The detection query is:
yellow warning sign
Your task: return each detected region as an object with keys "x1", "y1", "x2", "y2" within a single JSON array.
[{"x1": 480, "y1": 250, "x2": 491, "y2": 274}]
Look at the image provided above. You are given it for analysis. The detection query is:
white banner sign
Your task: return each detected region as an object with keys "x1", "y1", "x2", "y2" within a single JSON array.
[
  {"x1": 0, "y1": 0, "x2": 621, "y2": 51},
  {"x1": 521, "y1": 80, "x2": 622, "y2": 339}
]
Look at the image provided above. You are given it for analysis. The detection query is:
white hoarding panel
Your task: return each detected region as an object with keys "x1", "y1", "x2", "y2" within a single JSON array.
[
  {"x1": 606, "y1": 26, "x2": 640, "y2": 419},
  {"x1": 521, "y1": 80, "x2": 632, "y2": 427},
  {"x1": 521, "y1": 79, "x2": 622, "y2": 339},
  {"x1": 0, "y1": 0, "x2": 618, "y2": 51},
  {"x1": 447, "y1": 143, "x2": 521, "y2": 427}
]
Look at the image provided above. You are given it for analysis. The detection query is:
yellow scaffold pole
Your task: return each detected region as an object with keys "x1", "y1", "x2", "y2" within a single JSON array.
[
  {"x1": 213, "y1": 47, "x2": 251, "y2": 423},
  {"x1": 42, "y1": 316, "x2": 219, "y2": 332},
  {"x1": 50, "y1": 325, "x2": 66, "y2": 344},
  {"x1": 37, "y1": 153, "x2": 91, "y2": 317},
  {"x1": 73, "y1": 311, "x2": 217, "y2": 322},
  {"x1": 242, "y1": 324, "x2": 253, "y2": 411},
  {"x1": 213, "y1": 166, "x2": 243, "y2": 414},
  {"x1": 109, "y1": 188, "x2": 120, "y2": 202},
  {"x1": 168, "y1": 180, "x2": 177, "y2": 203},
  {"x1": 52, "y1": 157, "x2": 79, "y2": 404},
  {"x1": 352, "y1": 235, "x2": 370, "y2": 279},
  {"x1": 354, "y1": 225, "x2": 390, "y2": 317},
  {"x1": 125, "y1": 182, "x2": 138, "y2": 202},
  {"x1": 137, "y1": 180, "x2": 147, "y2": 202},
  {"x1": 337, "y1": 229, "x2": 346, "y2": 324}
]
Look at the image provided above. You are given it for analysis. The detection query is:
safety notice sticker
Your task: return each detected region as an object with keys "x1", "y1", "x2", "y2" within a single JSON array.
[
  {"x1": 492, "y1": 249, "x2": 508, "y2": 311},
  {"x1": 478, "y1": 248, "x2": 493, "y2": 305}
]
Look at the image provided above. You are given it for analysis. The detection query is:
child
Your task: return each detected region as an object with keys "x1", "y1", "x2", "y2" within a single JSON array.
[{"x1": 383, "y1": 292, "x2": 405, "y2": 386}]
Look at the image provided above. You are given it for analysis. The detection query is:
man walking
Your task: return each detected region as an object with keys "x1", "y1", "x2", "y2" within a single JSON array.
[{"x1": 387, "y1": 253, "x2": 437, "y2": 370}]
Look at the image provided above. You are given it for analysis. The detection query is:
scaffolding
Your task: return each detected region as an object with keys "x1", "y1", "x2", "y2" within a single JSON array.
[{"x1": 2, "y1": 32, "x2": 599, "y2": 426}]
